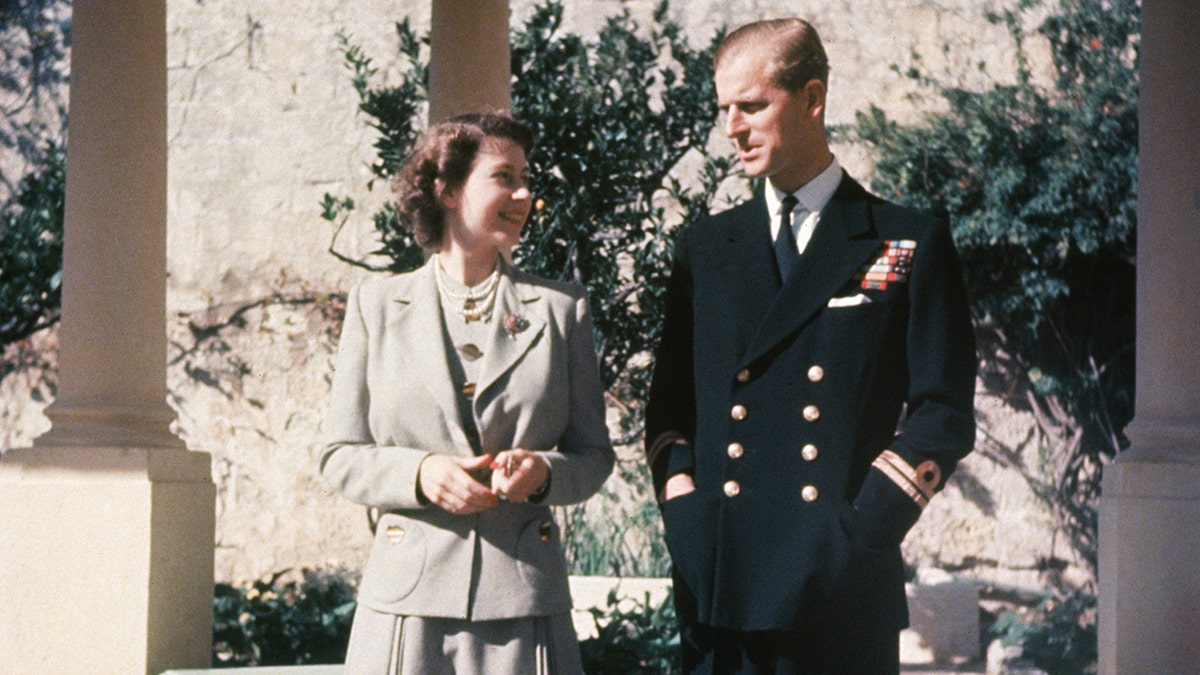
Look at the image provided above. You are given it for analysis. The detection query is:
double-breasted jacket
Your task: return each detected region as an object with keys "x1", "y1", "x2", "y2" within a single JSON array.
[{"x1": 645, "y1": 174, "x2": 976, "y2": 633}]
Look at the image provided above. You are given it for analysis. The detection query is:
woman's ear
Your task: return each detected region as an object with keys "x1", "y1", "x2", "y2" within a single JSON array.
[{"x1": 437, "y1": 179, "x2": 458, "y2": 210}]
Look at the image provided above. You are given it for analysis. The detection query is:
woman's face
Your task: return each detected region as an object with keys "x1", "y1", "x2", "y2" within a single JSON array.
[{"x1": 441, "y1": 137, "x2": 532, "y2": 257}]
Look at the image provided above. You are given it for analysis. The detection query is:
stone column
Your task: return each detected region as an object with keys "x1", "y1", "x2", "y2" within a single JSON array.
[
  {"x1": 1098, "y1": 1, "x2": 1200, "y2": 673},
  {"x1": 0, "y1": 1, "x2": 214, "y2": 673},
  {"x1": 429, "y1": 0, "x2": 512, "y2": 122}
]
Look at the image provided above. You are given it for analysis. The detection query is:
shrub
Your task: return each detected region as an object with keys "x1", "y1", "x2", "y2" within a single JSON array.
[
  {"x1": 211, "y1": 569, "x2": 356, "y2": 667},
  {"x1": 579, "y1": 588, "x2": 681, "y2": 674},
  {"x1": 991, "y1": 590, "x2": 1098, "y2": 675},
  {"x1": 846, "y1": 0, "x2": 1138, "y2": 577}
]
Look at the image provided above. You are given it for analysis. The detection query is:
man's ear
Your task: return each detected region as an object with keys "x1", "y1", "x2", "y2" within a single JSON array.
[{"x1": 803, "y1": 79, "x2": 826, "y2": 118}]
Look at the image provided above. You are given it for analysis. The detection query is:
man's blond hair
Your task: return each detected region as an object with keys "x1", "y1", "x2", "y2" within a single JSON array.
[{"x1": 714, "y1": 19, "x2": 830, "y2": 92}]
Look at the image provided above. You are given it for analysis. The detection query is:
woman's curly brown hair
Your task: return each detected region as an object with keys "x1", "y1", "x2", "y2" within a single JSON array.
[{"x1": 392, "y1": 112, "x2": 535, "y2": 249}]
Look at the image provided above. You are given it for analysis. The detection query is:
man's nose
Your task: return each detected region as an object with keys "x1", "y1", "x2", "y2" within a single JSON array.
[
  {"x1": 724, "y1": 108, "x2": 746, "y2": 138},
  {"x1": 512, "y1": 186, "x2": 532, "y2": 201}
]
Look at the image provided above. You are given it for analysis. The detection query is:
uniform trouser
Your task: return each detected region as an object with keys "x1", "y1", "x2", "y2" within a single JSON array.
[{"x1": 680, "y1": 621, "x2": 900, "y2": 675}]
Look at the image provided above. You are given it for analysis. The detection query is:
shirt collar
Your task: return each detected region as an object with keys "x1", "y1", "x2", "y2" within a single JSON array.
[{"x1": 765, "y1": 157, "x2": 843, "y2": 218}]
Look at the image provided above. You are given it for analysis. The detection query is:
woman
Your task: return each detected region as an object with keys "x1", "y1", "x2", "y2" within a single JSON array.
[{"x1": 321, "y1": 112, "x2": 614, "y2": 674}]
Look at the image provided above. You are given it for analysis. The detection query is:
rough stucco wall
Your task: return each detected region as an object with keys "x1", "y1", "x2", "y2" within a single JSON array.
[
  {"x1": 165, "y1": 0, "x2": 1052, "y2": 313},
  {"x1": 3, "y1": 0, "x2": 1078, "y2": 586}
]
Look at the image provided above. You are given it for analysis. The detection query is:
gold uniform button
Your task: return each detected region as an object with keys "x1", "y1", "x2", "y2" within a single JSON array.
[
  {"x1": 801, "y1": 485, "x2": 819, "y2": 502},
  {"x1": 802, "y1": 405, "x2": 820, "y2": 422},
  {"x1": 731, "y1": 405, "x2": 748, "y2": 421},
  {"x1": 801, "y1": 444, "x2": 819, "y2": 461},
  {"x1": 807, "y1": 365, "x2": 825, "y2": 382},
  {"x1": 727, "y1": 442, "x2": 745, "y2": 459},
  {"x1": 723, "y1": 480, "x2": 741, "y2": 498},
  {"x1": 735, "y1": 368, "x2": 751, "y2": 383}
]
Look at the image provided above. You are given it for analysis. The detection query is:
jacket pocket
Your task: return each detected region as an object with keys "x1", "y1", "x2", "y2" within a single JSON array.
[
  {"x1": 358, "y1": 513, "x2": 427, "y2": 605},
  {"x1": 515, "y1": 517, "x2": 568, "y2": 591},
  {"x1": 826, "y1": 506, "x2": 909, "y2": 631},
  {"x1": 660, "y1": 489, "x2": 717, "y2": 606}
]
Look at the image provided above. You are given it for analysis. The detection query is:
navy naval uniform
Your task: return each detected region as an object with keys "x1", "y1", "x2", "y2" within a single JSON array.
[{"x1": 645, "y1": 169, "x2": 976, "y2": 673}]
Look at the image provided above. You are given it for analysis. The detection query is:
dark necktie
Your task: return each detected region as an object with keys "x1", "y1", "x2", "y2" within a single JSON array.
[{"x1": 774, "y1": 194, "x2": 800, "y2": 283}]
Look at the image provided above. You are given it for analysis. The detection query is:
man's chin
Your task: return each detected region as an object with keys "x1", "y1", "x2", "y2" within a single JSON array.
[{"x1": 738, "y1": 158, "x2": 767, "y2": 177}]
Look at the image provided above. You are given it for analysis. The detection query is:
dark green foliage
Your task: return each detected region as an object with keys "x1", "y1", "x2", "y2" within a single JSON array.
[
  {"x1": 992, "y1": 590, "x2": 1098, "y2": 674},
  {"x1": 1, "y1": 0, "x2": 69, "y2": 348},
  {"x1": 0, "y1": 141, "x2": 63, "y2": 345},
  {"x1": 846, "y1": 0, "x2": 1138, "y2": 575},
  {"x1": 211, "y1": 569, "x2": 357, "y2": 667},
  {"x1": 578, "y1": 588, "x2": 681, "y2": 674},
  {"x1": 322, "y1": 0, "x2": 730, "y2": 439},
  {"x1": 510, "y1": 1, "x2": 725, "y2": 420}
]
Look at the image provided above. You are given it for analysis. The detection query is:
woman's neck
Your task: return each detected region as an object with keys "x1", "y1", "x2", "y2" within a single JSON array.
[{"x1": 437, "y1": 246, "x2": 499, "y2": 287}]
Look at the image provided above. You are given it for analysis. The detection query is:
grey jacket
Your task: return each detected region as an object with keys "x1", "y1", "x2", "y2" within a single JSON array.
[{"x1": 321, "y1": 257, "x2": 614, "y2": 620}]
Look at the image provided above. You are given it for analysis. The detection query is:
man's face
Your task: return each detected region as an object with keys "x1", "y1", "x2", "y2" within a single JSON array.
[{"x1": 715, "y1": 46, "x2": 823, "y2": 193}]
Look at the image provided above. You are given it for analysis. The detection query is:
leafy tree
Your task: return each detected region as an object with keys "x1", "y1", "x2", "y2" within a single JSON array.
[
  {"x1": 847, "y1": 0, "x2": 1139, "y2": 576},
  {"x1": 0, "y1": 0, "x2": 69, "y2": 347},
  {"x1": 1, "y1": 0, "x2": 69, "y2": 197},
  {"x1": 322, "y1": 0, "x2": 729, "y2": 440},
  {"x1": 1, "y1": 141, "x2": 63, "y2": 345}
]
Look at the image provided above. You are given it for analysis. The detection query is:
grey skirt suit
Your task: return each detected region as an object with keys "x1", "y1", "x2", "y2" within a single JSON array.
[{"x1": 320, "y1": 258, "x2": 615, "y2": 672}]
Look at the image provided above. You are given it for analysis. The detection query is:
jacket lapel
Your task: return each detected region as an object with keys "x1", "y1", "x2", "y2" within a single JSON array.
[
  {"x1": 740, "y1": 177, "x2": 881, "y2": 368},
  {"x1": 387, "y1": 258, "x2": 472, "y2": 451},
  {"x1": 709, "y1": 195, "x2": 782, "y2": 362},
  {"x1": 473, "y1": 265, "x2": 546, "y2": 414}
]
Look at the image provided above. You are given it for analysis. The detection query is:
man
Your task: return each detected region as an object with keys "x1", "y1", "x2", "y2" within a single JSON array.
[{"x1": 645, "y1": 18, "x2": 976, "y2": 674}]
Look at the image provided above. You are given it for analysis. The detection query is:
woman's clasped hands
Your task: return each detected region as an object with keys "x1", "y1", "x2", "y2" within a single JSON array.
[{"x1": 417, "y1": 450, "x2": 549, "y2": 514}]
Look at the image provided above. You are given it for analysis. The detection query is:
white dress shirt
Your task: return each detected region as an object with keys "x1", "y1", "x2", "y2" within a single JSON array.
[{"x1": 765, "y1": 158, "x2": 844, "y2": 255}]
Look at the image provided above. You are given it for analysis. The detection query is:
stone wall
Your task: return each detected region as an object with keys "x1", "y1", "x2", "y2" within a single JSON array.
[{"x1": 1, "y1": 0, "x2": 1084, "y2": 588}]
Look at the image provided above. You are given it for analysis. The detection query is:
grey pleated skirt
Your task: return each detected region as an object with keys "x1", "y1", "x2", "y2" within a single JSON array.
[{"x1": 342, "y1": 605, "x2": 583, "y2": 675}]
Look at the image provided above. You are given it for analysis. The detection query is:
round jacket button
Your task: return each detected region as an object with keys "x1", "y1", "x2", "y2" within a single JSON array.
[
  {"x1": 724, "y1": 480, "x2": 741, "y2": 498},
  {"x1": 801, "y1": 444, "x2": 819, "y2": 461},
  {"x1": 802, "y1": 405, "x2": 820, "y2": 422},
  {"x1": 727, "y1": 442, "x2": 744, "y2": 459},
  {"x1": 735, "y1": 368, "x2": 751, "y2": 383},
  {"x1": 801, "y1": 485, "x2": 819, "y2": 502},
  {"x1": 731, "y1": 405, "x2": 748, "y2": 421},
  {"x1": 807, "y1": 365, "x2": 825, "y2": 382}
]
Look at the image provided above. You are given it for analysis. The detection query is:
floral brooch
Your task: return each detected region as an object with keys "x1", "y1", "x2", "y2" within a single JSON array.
[{"x1": 503, "y1": 313, "x2": 530, "y2": 338}]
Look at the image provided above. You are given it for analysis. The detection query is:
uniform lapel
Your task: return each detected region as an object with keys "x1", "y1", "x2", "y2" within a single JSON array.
[
  {"x1": 740, "y1": 178, "x2": 881, "y2": 368},
  {"x1": 387, "y1": 258, "x2": 472, "y2": 451},
  {"x1": 716, "y1": 194, "x2": 782, "y2": 360},
  {"x1": 733, "y1": 193, "x2": 785, "y2": 299},
  {"x1": 473, "y1": 264, "x2": 545, "y2": 415}
]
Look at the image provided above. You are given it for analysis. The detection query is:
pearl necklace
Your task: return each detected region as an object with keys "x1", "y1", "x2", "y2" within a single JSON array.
[{"x1": 434, "y1": 256, "x2": 501, "y2": 322}]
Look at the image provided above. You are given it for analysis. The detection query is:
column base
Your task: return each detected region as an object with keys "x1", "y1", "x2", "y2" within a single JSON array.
[
  {"x1": 37, "y1": 401, "x2": 185, "y2": 449},
  {"x1": 0, "y1": 446, "x2": 214, "y2": 675},
  {"x1": 1099, "y1": 421, "x2": 1200, "y2": 675}
]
